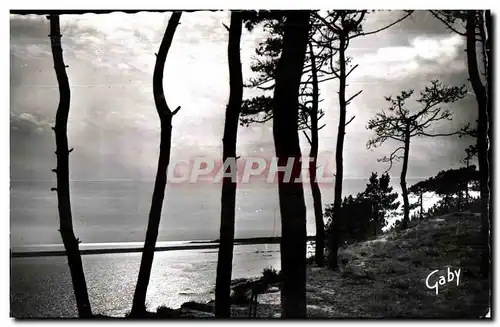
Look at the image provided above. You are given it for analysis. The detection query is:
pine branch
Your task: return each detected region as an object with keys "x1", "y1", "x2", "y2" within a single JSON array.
[
  {"x1": 345, "y1": 115, "x2": 355, "y2": 126},
  {"x1": 351, "y1": 10, "x2": 414, "y2": 39},
  {"x1": 303, "y1": 131, "x2": 312, "y2": 145},
  {"x1": 346, "y1": 90, "x2": 362, "y2": 105}
]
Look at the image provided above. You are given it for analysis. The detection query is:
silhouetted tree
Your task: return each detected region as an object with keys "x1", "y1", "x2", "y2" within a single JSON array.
[
  {"x1": 214, "y1": 11, "x2": 243, "y2": 318},
  {"x1": 271, "y1": 10, "x2": 310, "y2": 318},
  {"x1": 48, "y1": 14, "x2": 92, "y2": 318},
  {"x1": 410, "y1": 166, "x2": 480, "y2": 219},
  {"x1": 240, "y1": 13, "x2": 334, "y2": 267},
  {"x1": 131, "y1": 12, "x2": 182, "y2": 315},
  {"x1": 305, "y1": 40, "x2": 326, "y2": 267},
  {"x1": 460, "y1": 145, "x2": 478, "y2": 205},
  {"x1": 325, "y1": 172, "x2": 398, "y2": 244},
  {"x1": 408, "y1": 180, "x2": 432, "y2": 219},
  {"x1": 430, "y1": 9, "x2": 491, "y2": 278},
  {"x1": 325, "y1": 194, "x2": 372, "y2": 244},
  {"x1": 466, "y1": 10, "x2": 491, "y2": 278},
  {"x1": 367, "y1": 80, "x2": 468, "y2": 230},
  {"x1": 436, "y1": 167, "x2": 480, "y2": 212},
  {"x1": 314, "y1": 10, "x2": 412, "y2": 269},
  {"x1": 299, "y1": 34, "x2": 334, "y2": 268},
  {"x1": 315, "y1": 11, "x2": 362, "y2": 270},
  {"x1": 361, "y1": 172, "x2": 399, "y2": 235},
  {"x1": 419, "y1": 167, "x2": 479, "y2": 212}
]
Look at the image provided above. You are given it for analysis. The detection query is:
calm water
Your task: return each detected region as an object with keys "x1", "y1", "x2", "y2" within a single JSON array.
[
  {"x1": 10, "y1": 180, "x2": 374, "y2": 246},
  {"x1": 10, "y1": 243, "x2": 285, "y2": 318}
]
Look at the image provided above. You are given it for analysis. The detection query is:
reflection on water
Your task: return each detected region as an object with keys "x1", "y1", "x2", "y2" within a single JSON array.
[{"x1": 10, "y1": 243, "x2": 285, "y2": 318}]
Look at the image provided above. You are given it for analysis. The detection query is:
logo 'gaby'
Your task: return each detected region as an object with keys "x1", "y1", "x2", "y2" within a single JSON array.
[{"x1": 426, "y1": 267, "x2": 461, "y2": 295}]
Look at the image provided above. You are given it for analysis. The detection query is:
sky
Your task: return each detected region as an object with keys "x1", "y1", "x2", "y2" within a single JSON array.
[{"x1": 10, "y1": 10, "x2": 478, "y2": 246}]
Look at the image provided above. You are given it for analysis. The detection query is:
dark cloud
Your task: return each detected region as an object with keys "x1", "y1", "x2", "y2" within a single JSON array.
[
  {"x1": 10, "y1": 15, "x2": 49, "y2": 42},
  {"x1": 396, "y1": 10, "x2": 460, "y2": 37}
]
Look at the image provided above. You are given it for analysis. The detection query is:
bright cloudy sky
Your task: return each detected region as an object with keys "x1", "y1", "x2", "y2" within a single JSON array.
[{"x1": 9, "y1": 10, "x2": 479, "y2": 244}]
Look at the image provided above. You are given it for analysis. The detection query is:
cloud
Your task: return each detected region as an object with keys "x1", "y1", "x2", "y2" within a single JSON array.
[
  {"x1": 352, "y1": 34, "x2": 465, "y2": 81},
  {"x1": 10, "y1": 43, "x2": 52, "y2": 61},
  {"x1": 10, "y1": 112, "x2": 52, "y2": 134},
  {"x1": 411, "y1": 34, "x2": 463, "y2": 60}
]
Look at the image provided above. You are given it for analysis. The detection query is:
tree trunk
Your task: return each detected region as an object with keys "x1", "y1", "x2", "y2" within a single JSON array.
[
  {"x1": 48, "y1": 14, "x2": 92, "y2": 318},
  {"x1": 272, "y1": 10, "x2": 310, "y2": 318},
  {"x1": 465, "y1": 185, "x2": 469, "y2": 208},
  {"x1": 400, "y1": 125, "x2": 411, "y2": 230},
  {"x1": 373, "y1": 204, "x2": 380, "y2": 236},
  {"x1": 328, "y1": 33, "x2": 347, "y2": 270},
  {"x1": 307, "y1": 42, "x2": 325, "y2": 267},
  {"x1": 131, "y1": 12, "x2": 182, "y2": 315},
  {"x1": 465, "y1": 158, "x2": 470, "y2": 208},
  {"x1": 214, "y1": 11, "x2": 243, "y2": 318},
  {"x1": 466, "y1": 11, "x2": 490, "y2": 278},
  {"x1": 420, "y1": 192, "x2": 423, "y2": 219}
]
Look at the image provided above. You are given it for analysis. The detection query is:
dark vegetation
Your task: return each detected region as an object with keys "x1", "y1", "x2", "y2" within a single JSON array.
[
  {"x1": 32, "y1": 9, "x2": 492, "y2": 319},
  {"x1": 325, "y1": 172, "x2": 399, "y2": 244}
]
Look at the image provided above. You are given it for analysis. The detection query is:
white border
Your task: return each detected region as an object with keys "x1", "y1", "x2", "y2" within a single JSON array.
[{"x1": 5, "y1": 0, "x2": 498, "y2": 10}]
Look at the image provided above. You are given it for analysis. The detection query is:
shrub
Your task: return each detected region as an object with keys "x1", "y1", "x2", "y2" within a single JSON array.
[
  {"x1": 156, "y1": 305, "x2": 183, "y2": 318},
  {"x1": 262, "y1": 266, "x2": 280, "y2": 283}
]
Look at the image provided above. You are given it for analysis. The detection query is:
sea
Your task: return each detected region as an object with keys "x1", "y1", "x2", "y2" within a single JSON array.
[
  {"x1": 10, "y1": 242, "x2": 299, "y2": 318},
  {"x1": 10, "y1": 178, "x2": 419, "y2": 246}
]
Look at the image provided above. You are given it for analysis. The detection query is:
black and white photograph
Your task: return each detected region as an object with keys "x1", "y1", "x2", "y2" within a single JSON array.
[{"x1": 9, "y1": 6, "x2": 493, "y2": 319}]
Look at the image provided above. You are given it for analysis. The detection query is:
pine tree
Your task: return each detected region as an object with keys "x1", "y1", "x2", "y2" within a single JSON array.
[{"x1": 361, "y1": 172, "x2": 399, "y2": 236}]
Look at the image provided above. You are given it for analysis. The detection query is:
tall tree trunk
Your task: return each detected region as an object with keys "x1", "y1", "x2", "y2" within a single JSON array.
[
  {"x1": 465, "y1": 158, "x2": 470, "y2": 207},
  {"x1": 457, "y1": 190, "x2": 462, "y2": 212},
  {"x1": 328, "y1": 33, "x2": 347, "y2": 270},
  {"x1": 465, "y1": 185, "x2": 469, "y2": 208},
  {"x1": 400, "y1": 125, "x2": 411, "y2": 229},
  {"x1": 373, "y1": 204, "x2": 380, "y2": 236},
  {"x1": 272, "y1": 10, "x2": 310, "y2": 318},
  {"x1": 131, "y1": 12, "x2": 182, "y2": 315},
  {"x1": 307, "y1": 42, "x2": 325, "y2": 267},
  {"x1": 466, "y1": 11, "x2": 490, "y2": 278},
  {"x1": 214, "y1": 11, "x2": 243, "y2": 318},
  {"x1": 420, "y1": 192, "x2": 423, "y2": 219},
  {"x1": 48, "y1": 14, "x2": 92, "y2": 318}
]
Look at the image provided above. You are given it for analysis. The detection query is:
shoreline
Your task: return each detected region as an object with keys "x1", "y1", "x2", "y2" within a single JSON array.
[{"x1": 10, "y1": 236, "x2": 315, "y2": 258}]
